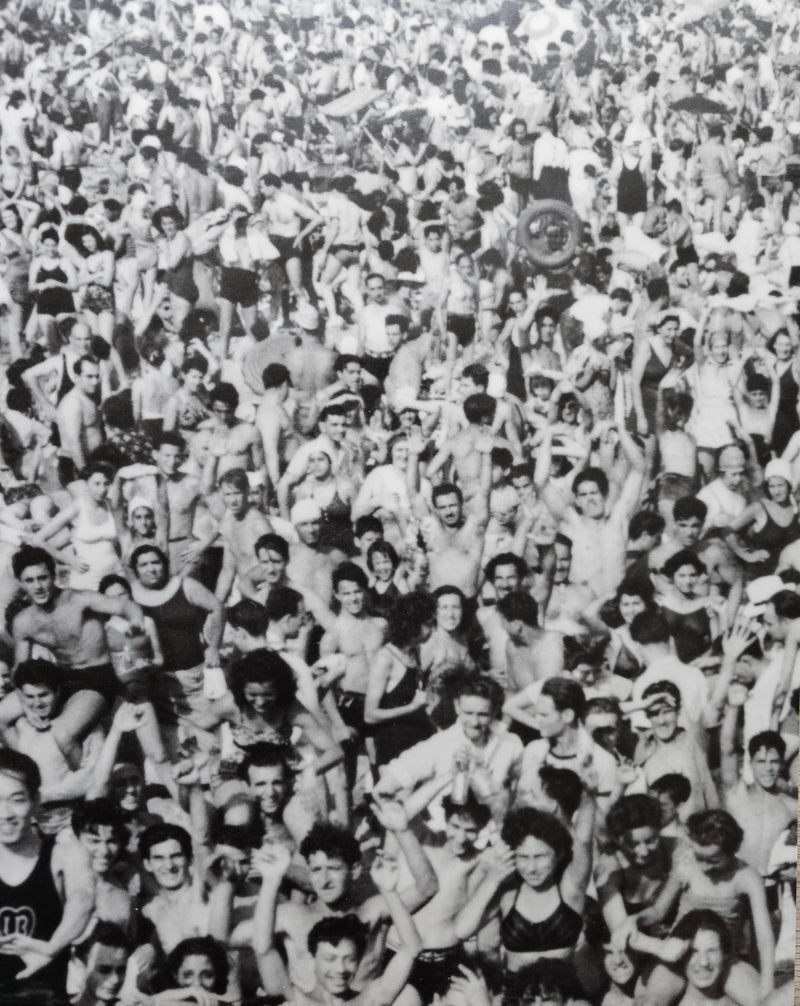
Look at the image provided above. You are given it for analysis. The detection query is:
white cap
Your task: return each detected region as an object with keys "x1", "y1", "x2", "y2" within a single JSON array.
[
  {"x1": 127, "y1": 495, "x2": 154, "y2": 523},
  {"x1": 291, "y1": 499, "x2": 323, "y2": 525}
]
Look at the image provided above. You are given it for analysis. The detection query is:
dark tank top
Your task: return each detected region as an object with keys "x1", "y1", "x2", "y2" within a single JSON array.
[
  {"x1": 500, "y1": 885, "x2": 583, "y2": 953},
  {"x1": 142, "y1": 580, "x2": 207, "y2": 671},
  {"x1": 0, "y1": 835, "x2": 68, "y2": 995}
]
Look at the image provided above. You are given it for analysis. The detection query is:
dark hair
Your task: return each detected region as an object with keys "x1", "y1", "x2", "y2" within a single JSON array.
[
  {"x1": 573, "y1": 467, "x2": 609, "y2": 499},
  {"x1": 72, "y1": 798, "x2": 128, "y2": 841},
  {"x1": 12, "y1": 546, "x2": 55, "y2": 580},
  {"x1": 154, "y1": 432, "x2": 185, "y2": 452},
  {"x1": 209, "y1": 382, "x2": 239, "y2": 410},
  {"x1": 629, "y1": 510, "x2": 665, "y2": 541},
  {"x1": 99, "y1": 574, "x2": 131, "y2": 596},
  {"x1": 230, "y1": 649, "x2": 297, "y2": 710},
  {"x1": 606, "y1": 794, "x2": 662, "y2": 843},
  {"x1": 129, "y1": 544, "x2": 168, "y2": 574},
  {"x1": 264, "y1": 585, "x2": 303, "y2": 623},
  {"x1": 432, "y1": 483, "x2": 463, "y2": 507},
  {"x1": 747, "y1": 730, "x2": 785, "y2": 760},
  {"x1": 662, "y1": 548, "x2": 704, "y2": 580},
  {"x1": 462, "y1": 363, "x2": 490, "y2": 389},
  {"x1": 333, "y1": 562, "x2": 368, "y2": 593},
  {"x1": 516, "y1": 958, "x2": 585, "y2": 1005},
  {"x1": 649, "y1": 773, "x2": 692, "y2": 806},
  {"x1": 355, "y1": 515, "x2": 383, "y2": 539},
  {"x1": 769, "y1": 589, "x2": 800, "y2": 621},
  {"x1": 485, "y1": 552, "x2": 528, "y2": 582},
  {"x1": 0, "y1": 749, "x2": 40, "y2": 795},
  {"x1": 671, "y1": 908, "x2": 733, "y2": 961},
  {"x1": 262, "y1": 363, "x2": 292, "y2": 389},
  {"x1": 453, "y1": 673, "x2": 504, "y2": 719},
  {"x1": 227, "y1": 599, "x2": 268, "y2": 638},
  {"x1": 442, "y1": 790, "x2": 492, "y2": 828},
  {"x1": 642, "y1": 679, "x2": 681, "y2": 709},
  {"x1": 501, "y1": 808, "x2": 573, "y2": 878},
  {"x1": 308, "y1": 914, "x2": 367, "y2": 957},
  {"x1": 254, "y1": 533, "x2": 290, "y2": 561},
  {"x1": 538, "y1": 765, "x2": 583, "y2": 820},
  {"x1": 673, "y1": 497, "x2": 707, "y2": 523},
  {"x1": 75, "y1": 922, "x2": 134, "y2": 963},
  {"x1": 629, "y1": 611, "x2": 671, "y2": 646},
  {"x1": 540, "y1": 676, "x2": 586, "y2": 722},
  {"x1": 386, "y1": 591, "x2": 436, "y2": 646},
  {"x1": 167, "y1": 936, "x2": 229, "y2": 994},
  {"x1": 497, "y1": 591, "x2": 539, "y2": 629},
  {"x1": 139, "y1": 822, "x2": 193, "y2": 862},
  {"x1": 14, "y1": 658, "x2": 63, "y2": 694},
  {"x1": 242, "y1": 741, "x2": 293, "y2": 778},
  {"x1": 687, "y1": 810, "x2": 742, "y2": 855},
  {"x1": 300, "y1": 821, "x2": 361, "y2": 868},
  {"x1": 463, "y1": 393, "x2": 496, "y2": 425},
  {"x1": 218, "y1": 467, "x2": 249, "y2": 494}
]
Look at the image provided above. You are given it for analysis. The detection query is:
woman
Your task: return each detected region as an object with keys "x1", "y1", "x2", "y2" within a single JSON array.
[
  {"x1": 598, "y1": 580, "x2": 651, "y2": 680},
  {"x1": 455, "y1": 806, "x2": 593, "y2": 1005},
  {"x1": 162, "y1": 354, "x2": 210, "y2": 434},
  {"x1": 421, "y1": 585, "x2": 474, "y2": 722},
  {"x1": 726, "y1": 458, "x2": 800, "y2": 577},
  {"x1": 631, "y1": 313, "x2": 678, "y2": 437},
  {"x1": 76, "y1": 225, "x2": 115, "y2": 343},
  {"x1": 28, "y1": 227, "x2": 77, "y2": 349},
  {"x1": 352, "y1": 434, "x2": 413, "y2": 552},
  {"x1": 770, "y1": 328, "x2": 800, "y2": 455},
  {"x1": 280, "y1": 446, "x2": 355, "y2": 553},
  {"x1": 364, "y1": 590, "x2": 436, "y2": 768},
  {"x1": 656, "y1": 549, "x2": 718, "y2": 663},
  {"x1": 0, "y1": 203, "x2": 32, "y2": 359},
  {"x1": 366, "y1": 540, "x2": 408, "y2": 618},
  {"x1": 685, "y1": 330, "x2": 739, "y2": 480},
  {"x1": 599, "y1": 795, "x2": 675, "y2": 940},
  {"x1": 153, "y1": 205, "x2": 198, "y2": 332},
  {"x1": 614, "y1": 141, "x2": 650, "y2": 229},
  {"x1": 36, "y1": 460, "x2": 123, "y2": 591},
  {"x1": 116, "y1": 185, "x2": 157, "y2": 317}
]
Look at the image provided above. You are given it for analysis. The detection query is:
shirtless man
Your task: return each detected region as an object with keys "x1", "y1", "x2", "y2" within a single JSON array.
[
  {"x1": 139, "y1": 823, "x2": 208, "y2": 955},
  {"x1": 319, "y1": 562, "x2": 386, "y2": 759},
  {"x1": 200, "y1": 383, "x2": 264, "y2": 476},
  {"x1": 495, "y1": 591, "x2": 564, "y2": 692},
  {"x1": 256, "y1": 363, "x2": 299, "y2": 498},
  {"x1": 541, "y1": 534, "x2": 596, "y2": 634},
  {"x1": 251, "y1": 807, "x2": 435, "y2": 997},
  {"x1": 214, "y1": 468, "x2": 273, "y2": 604},
  {"x1": 259, "y1": 173, "x2": 323, "y2": 310},
  {"x1": 287, "y1": 500, "x2": 348, "y2": 608},
  {"x1": 0, "y1": 749, "x2": 95, "y2": 1004},
  {"x1": 408, "y1": 434, "x2": 491, "y2": 598},
  {"x1": 23, "y1": 320, "x2": 93, "y2": 423},
  {"x1": 3, "y1": 546, "x2": 145, "y2": 740},
  {"x1": 315, "y1": 178, "x2": 368, "y2": 323},
  {"x1": 147, "y1": 433, "x2": 210, "y2": 576},
  {"x1": 240, "y1": 533, "x2": 334, "y2": 631},
  {"x1": 56, "y1": 355, "x2": 105, "y2": 486}
]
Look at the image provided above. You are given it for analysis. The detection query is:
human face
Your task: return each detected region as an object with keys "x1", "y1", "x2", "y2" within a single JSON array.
[
  {"x1": 296, "y1": 519, "x2": 321, "y2": 547},
  {"x1": 709, "y1": 336, "x2": 729, "y2": 365},
  {"x1": 456, "y1": 695, "x2": 493, "y2": 744},
  {"x1": 0, "y1": 771, "x2": 35, "y2": 846},
  {"x1": 671, "y1": 563, "x2": 698, "y2": 597},
  {"x1": 767, "y1": 477, "x2": 790, "y2": 504},
  {"x1": 177, "y1": 954, "x2": 217, "y2": 991},
  {"x1": 533, "y1": 695, "x2": 568, "y2": 739},
  {"x1": 156, "y1": 443, "x2": 183, "y2": 476},
  {"x1": 445, "y1": 812, "x2": 480, "y2": 858},
  {"x1": 248, "y1": 763, "x2": 288, "y2": 816},
  {"x1": 390, "y1": 439, "x2": 410, "y2": 470},
  {"x1": 366, "y1": 278, "x2": 386, "y2": 304},
  {"x1": 211, "y1": 399, "x2": 235, "y2": 426},
  {"x1": 619, "y1": 593, "x2": 645, "y2": 625},
  {"x1": 619, "y1": 825, "x2": 660, "y2": 868},
  {"x1": 161, "y1": 215, "x2": 178, "y2": 239},
  {"x1": 18, "y1": 563, "x2": 55, "y2": 606},
  {"x1": 658, "y1": 320, "x2": 679, "y2": 344},
  {"x1": 307, "y1": 851, "x2": 351, "y2": 905},
  {"x1": 386, "y1": 324, "x2": 403, "y2": 352},
  {"x1": 86, "y1": 944, "x2": 128, "y2": 1003},
  {"x1": 436, "y1": 592, "x2": 462, "y2": 632},
  {"x1": 145, "y1": 838, "x2": 190, "y2": 891},
  {"x1": 81, "y1": 825, "x2": 121, "y2": 876},
  {"x1": 78, "y1": 363, "x2": 101, "y2": 396},
  {"x1": 425, "y1": 230, "x2": 443, "y2": 252},
  {"x1": 336, "y1": 580, "x2": 365, "y2": 616},
  {"x1": 135, "y1": 551, "x2": 168, "y2": 589},
  {"x1": 675, "y1": 516, "x2": 702, "y2": 547},
  {"x1": 130, "y1": 506, "x2": 155, "y2": 537},
  {"x1": 604, "y1": 948, "x2": 636, "y2": 987},
  {"x1": 434, "y1": 492, "x2": 461, "y2": 527},
  {"x1": 720, "y1": 461, "x2": 745, "y2": 492},
  {"x1": 649, "y1": 703, "x2": 679, "y2": 742},
  {"x1": 81, "y1": 232, "x2": 98, "y2": 254},
  {"x1": 762, "y1": 603, "x2": 786, "y2": 642},
  {"x1": 685, "y1": 929, "x2": 725, "y2": 991},
  {"x1": 71, "y1": 325, "x2": 93, "y2": 356},
  {"x1": 751, "y1": 745, "x2": 782, "y2": 791},
  {"x1": 221, "y1": 482, "x2": 247, "y2": 517},
  {"x1": 86, "y1": 471, "x2": 110, "y2": 503},
  {"x1": 514, "y1": 834, "x2": 558, "y2": 889},
  {"x1": 315, "y1": 938, "x2": 360, "y2": 994},
  {"x1": 575, "y1": 480, "x2": 605, "y2": 518},
  {"x1": 42, "y1": 236, "x2": 58, "y2": 257},
  {"x1": 184, "y1": 369, "x2": 204, "y2": 393},
  {"x1": 773, "y1": 333, "x2": 792, "y2": 361},
  {"x1": 111, "y1": 771, "x2": 142, "y2": 813},
  {"x1": 243, "y1": 680, "x2": 278, "y2": 717},
  {"x1": 0, "y1": 663, "x2": 11, "y2": 698},
  {"x1": 538, "y1": 315, "x2": 556, "y2": 344},
  {"x1": 340, "y1": 363, "x2": 363, "y2": 392},
  {"x1": 370, "y1": 550, "x2": 394, "y2": 583},
  {"x1": 257, "y1": 548, "x2": 287, "y2": 585},
  {"x1": 323, "y1": 414, "x2": 346, "y2": 444},
  {"x1": 508, "y1": 291, "x2": 525, "y2": 315},
  {"x1": 1, "y1": 208, "x2": 18, "y2": 231},
  {"x1": 553, "y1": 542, "x2": 572, "y2": 584},
  {"x1": 747, "y1": 389, "x2": 767, "y2": 410}
]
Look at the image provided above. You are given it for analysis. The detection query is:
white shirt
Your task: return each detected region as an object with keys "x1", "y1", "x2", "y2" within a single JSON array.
[
  {"x1": 697, "y1": 478, "x2": 747, "y2": 530},
  {"x1": 631, "y1": 654, "x2": 710, "y2": 734}
]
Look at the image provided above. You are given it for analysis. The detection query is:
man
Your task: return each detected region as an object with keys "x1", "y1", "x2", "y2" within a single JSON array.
[
  {"x1": 256, "y1": 363, "x2": 299, "y2": 498},
  {"x1": 251, "y1": 808, "x2": 433, "y2": 996},
  {"x1": 56, "y1": 355, "x2": 105, "y2": 485},
  {"x1": 139, "y1": 823, "x2": 208, "y2": 955},
  {"x1": 376, "y1": 674, "x2": 522, "y2": 823},
  {"x1": 517, "y1": 675, "x2": 620, "y2": 816},
  {"x1": 425, "y1": 393, "x2": 507, "y2": 504},
  {"x1": 22, "y1": 320, "x2": 94, "y2": 421},
  {"x1": 496, "y1": 591, "x2": 564, "y2": 691},
  {"x1": 356, "y1": 276, "x2": 404, "y2": 384},
  {"x1": 476, "y1": 552, "x2": 529, "y2": 677},
  {"x1": 253, "y1": 839, "x2": 422, "y2": 1006},
  {"x1": 287, "y1": 500, "x2": 348, "y2": 607},
  {"x1": 5, "y1": 546, "x2": 144, "y2": 740},
  {"x1": 0, "y1": 749, "x2": 95, "y2": 1005},
  {"x1": 71, "y1": 800, "x2": 134, "y2": 933},
  {"x1": 214, "y1": 468, "x2": 273, "y2": 603},
  {"x1": 242, "y1": 741, "x2": 315, "y2": 849},
  {"x1": 71, "y1": 923, "x2": 132, "y2": 1006},
  {"x1": 200, "y1": 382, "x2": 264, "y2": 476},
  {"x1": 541, "y1": 533, "x2": 595, "y2": 634},
  {"x1": 697, "y1": 445, "x2": 748, "y2": 530},
  {"x1": 408, "y1": 436, "x2": 491, "y2": 597},
  {"x1": 241, "y1": 532, "x2": 334, "y2": 629}
]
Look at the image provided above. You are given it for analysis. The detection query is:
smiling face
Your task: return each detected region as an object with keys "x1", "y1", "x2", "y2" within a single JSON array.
[
  {"x1": 685, "y1": 928, "x2": 725, "y2": 991},
  {"x1": 649, "y1": 701, "x2": 679, "y2": 742},
  {"x1": 434, "y1": 492, "x2": 462, "y2": 527},
  {"x1": 307, "y1": 852, "x2": 352, "y2": 906},
  {"x1": 86, "y1": 470, "x2": 111, "y2": 503},
  {"x1": 619, "y1": 825, "x2": 660, "y2": 868},
  {"x1": 750, "y1": 745, "x2": 782, "y2": 791},
  {"x1": 80, "y1": 824, "x2": 122, "y2": 876},
  {"x1": 243, "y1": 680, "x2": 278, "y2": 718},
  {"x1": 671, "y1": 562, "x2": 699, "y2": 597},
  {"x1": 176, "y1": 953, "x2": 217, "y2": 991},
  {"x1": 145, "y1": 838, "x2": 190, "y2": 891},
  {"x1": 0, "y1": 770, "x2": 36, "y2": 847},
  {"x1": 134, "y1": 550, "x2": 168, "y2": 589},
  {"x1": 455, "y1": 694, "x2": 493, "y2": 744},
  {"x1": 156, "y1": 443, "x2": 183, "y2": 477},
  {"x1": 336, "y1": 579, "x2": 365, "y2": 616},
  {"x1": 436, "y1": 591, "x2": 463, "y2": 632},
  {"x1": 514, "y1": 834, "x2": 558, "y2": 890},
  {"x1": 445, "y1": 811, "x2": 480, "y2": 858},
  {"x1": 315, "y1": 938, "x2": 360, "y2": 994},
  {"x1": 604, "y1": 947, "x2": 636, "y2": 988},
  {"x1": 86, "y1": 944, "x2": 128, "y2": 1003},
  {"x1": 619, "y1": 593, "x2": 646, "y2": 624},
  {"x1": 18, "y1": 562, "x2": 55, "y2": 607},
  {"x1": 247, "y1": 762, "x2": 288, "y2": 816}
]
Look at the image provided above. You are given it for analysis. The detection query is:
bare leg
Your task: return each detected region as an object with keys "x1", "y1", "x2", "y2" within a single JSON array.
[
  {"x1": 218, "y1": 297, "x2": 235, "y2": 359},
  {"x1": 59, "y1": 690, "x2": 108, "y2": 742}
]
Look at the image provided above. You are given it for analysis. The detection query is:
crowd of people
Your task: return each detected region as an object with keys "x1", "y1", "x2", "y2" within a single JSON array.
[{"x1": 0, "y1": 0, "x2": 799, "y2": 1004}]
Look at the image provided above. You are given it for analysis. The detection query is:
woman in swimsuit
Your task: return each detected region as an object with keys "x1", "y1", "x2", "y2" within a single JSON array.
[
  {"x1": 365, "y1": 540, "x2": 409, "y2": 619},
  {"x1": 28, "y1": 227, "x2": 77, "y2": 350},
  {"x1": 0, "y1": 203, "x2": 32, "y2": 359},
  {"x1": 162, "y1": 354, "x2": 211, "y2": 434},
  {"x1": 726, "y1": 458, "x2": 800, "y2": 577},
  {"x1": 656, "y1": 549, "x2": 719, "y2": 664},
  {"x1": 76, "y1": 226, "x2": 115, "y2": 343},
  {"x1": 153, "y1": 205, "x2": 198, "y2": 332},
  {"x1": 631, "y1": 314, "x2": 678, "y2": 438}
]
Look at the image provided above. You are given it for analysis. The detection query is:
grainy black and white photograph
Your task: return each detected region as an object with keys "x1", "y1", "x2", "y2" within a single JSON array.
[{"x1": 0, "y1": 0, "x2": 798, "y2": 1004}]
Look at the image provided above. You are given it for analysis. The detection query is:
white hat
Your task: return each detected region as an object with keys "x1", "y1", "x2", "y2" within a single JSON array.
[
  {"x1": 127, "y1": 495, "x2": 154, "y2": 523},
  {"x1": 291, "y1": 499, "x2": 323, "y2": 525},
  {"x1": 764, "y1": 458, "x2": 793, "y2": 486},
  {"x1": 294, "y1": 304, "x2": 320, "y2": 330},
  {"x1": 741, "y1": 574, "x2": 785, "y2": 619}
]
